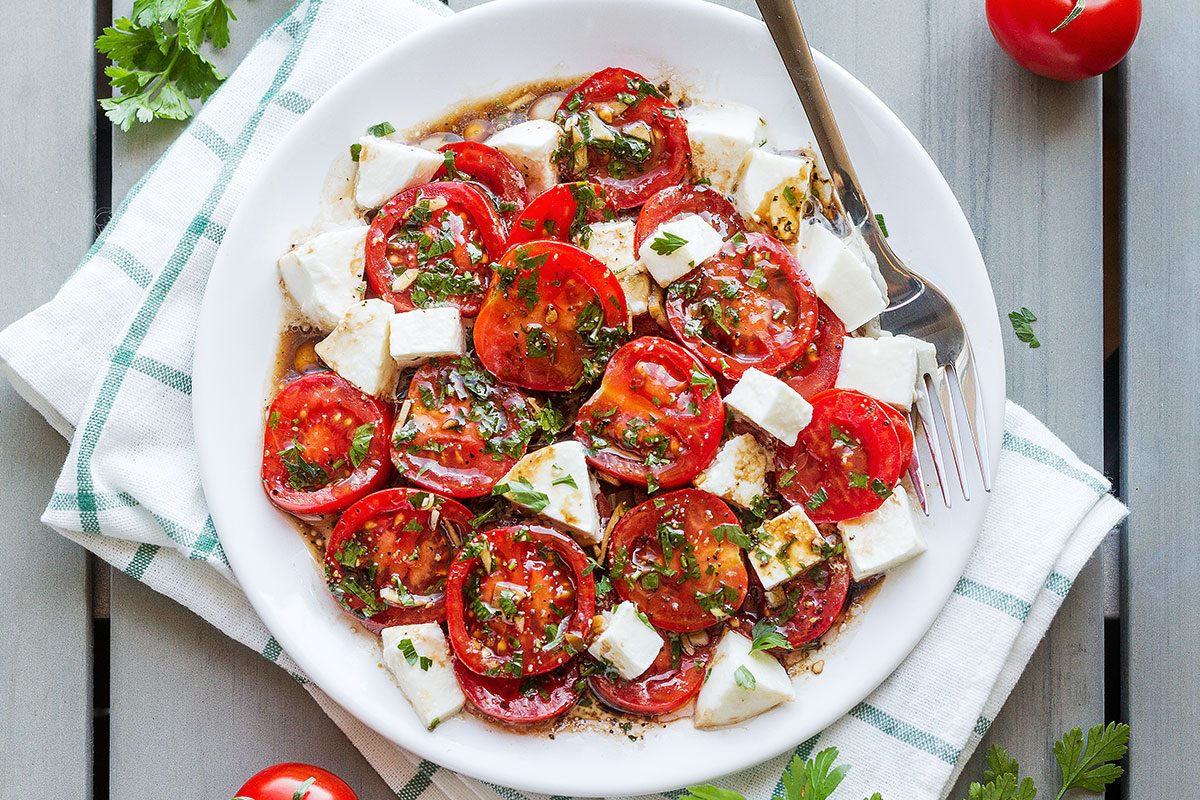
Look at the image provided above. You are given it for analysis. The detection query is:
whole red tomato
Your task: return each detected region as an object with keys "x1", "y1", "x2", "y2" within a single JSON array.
[
  {"x1": 233, "y1": 763, "x2": 357, "y2": 800},
  {"x1": 986, "y1": 0, "x2": 1141, "y2": 81}
]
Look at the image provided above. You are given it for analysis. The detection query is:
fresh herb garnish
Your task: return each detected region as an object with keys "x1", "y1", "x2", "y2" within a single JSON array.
[
  {"x1": 397, "y1": 638, "x2": 433, "y2": 671},
  {"x1": 874, "y1": 212, "x2": 889, "y2": 237},
  {"x1": 493, "y1": 477, "x2": 550, "y2": 512},
  {"x1": 805, "y1": 487, "x2": 829, "y2": 511},
  {"x1": 278, "y1": 441, "x2": 330, "y2": 491},
  {"x1": 734, "y1": 665, "x2": 756, "y2": 690},
  {"x1": 552, "y1": 473, "x2": 578, "y2": 489},
  {"x1": 749, "y1": 618, "x2": 791, "y2": 652},
  {"x1": 650, "y1": 231, "x2": 689, "y2": 256},
  {"x1": 268, "y1": 411, "x2": 281, "y2": 429},
  {"x1": 367, "y1": 121, "x2": 396, "y2": 137},
  {"x1": 1009, "y1": 307, "x2": 1041, "y2": 349},
  {"x1": 348, "y1": 422, "x2": 376, "y2": 468},
  {"x1": 690, "y1": 367, "x2": 718, "y2": 398}
]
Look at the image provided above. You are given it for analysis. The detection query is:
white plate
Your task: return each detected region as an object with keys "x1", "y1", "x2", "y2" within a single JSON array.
[{"x1": 194, "y1": 0, "x2": 1004, "y2": 794}]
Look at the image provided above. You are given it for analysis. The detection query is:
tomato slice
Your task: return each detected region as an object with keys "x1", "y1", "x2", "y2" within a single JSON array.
[
  {"x1": 365, "y1": 181, "x2": 506, "y2": 316},
  {"x1": 740, "y1": 557, "x2": 851, "y2": 648},
  {"x1": 608, "y1": 490, "x2": 748, "y2": 633},
  {"x1": 574, "y1": 336, "x2": 724, "y2": 491},
  {"x1": 433, "y1": 141, "x2": 529, "y2": 228},
  {"x1": 446, "y1": 525, "x2": 594, "y2": 678},
  {"x1": 506, "y1": 182, "x2": 619, "y2": 247},
  {"x1": 474, "y1": 240, "x2": 628, "y2": 392},
  {"x1": 455, "y1": 656, "x2": 581, "y2": 725},
  {"x1": 589, "y1": 631, "x2": 713, "y2": 715},
  {"x1": 261, "y1": 372, "x2": 392, "y2": 515},
  {"x1": 873, "y1": 398, "x2": 915, "y2": 475},
  {"x1": 391, "y1": 355, "x2": 534, "y2": 498},
  {"x1": 556, "y1": 67, "x2": 690, "y2": 209},
  {"x1": 324, "y1": 488, "x2": 473, "y2": 632},
  {"x1": 775, "y1": 300, "x2": 846, "y2": 399},
  {"x1": 665, "y1": 232, "x2": 819, "y2": 380},
  {"x1": 633, "y1": 184, "x2": 746, "y2": 252},
  {"x1": 775, "y1": 389, "x2": 905, "y2": 523}
]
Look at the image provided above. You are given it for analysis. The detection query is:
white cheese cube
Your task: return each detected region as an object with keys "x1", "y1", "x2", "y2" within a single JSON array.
[
  {"x1": 314, "y1": 299, "x2": 398, "y2": 397},
  {"x1": 694, "y1": 630, "x2": 795, "y2": 728},
  {"x1": 277, "y1": 226, "x2": 368, "y2": 332},
  {"x1": 749, "y1": 506, "x2": 825, "y2": 591},
  {"x1": 354, "y1": 136, "x2": 443, "y2": 209},
  {"x1": 486, "y1": 120, "x2": 561, "y2": 197},
  {"x1": 684, "y1": 102, "x2": 767, "y2": 195},
  {"x1": 581, "y1": 219, "x2": 650, "y2": 317},
  {"x1": 845, "y1": 226, "x2": 889, "y2": 300},
  {"x1": 837, "y1": 485, "x2": 926, "y2": 580},
  {"x1": 694, "y1": 433, "x2": 769, "y2": 509},
  {"x1": 637, "y1": 214, "x2": 725, "y2": 287},
  {"x1": 724, "y1": 368, "x2": 813, "y2": 446},
  {"x1": 587, "y1": 601, "x2": 664, "y2": 680},
  {"x1": 389, "y1": 307, "x2": 465, "y2": 369},
  {"x1": 381, "y1": 624, "x2": 465, "y2": 730},
  {"x1": 797, "y1": 222, "x2": 887, "y2": 330},
  {"x1": 733, "y1": 149, "x2": 814, "y2": 242},
  {"x1": 892, "y1": 334, "x2": 938, "y2": 386},
  {"x1": 835, "y1": 336, "x2": 920, "y2": 409},
  {"x1": 497, "y1": 441, "x2": 602, "y2": 544}
]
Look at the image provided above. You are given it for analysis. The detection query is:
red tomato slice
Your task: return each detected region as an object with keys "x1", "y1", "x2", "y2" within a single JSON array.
[
  {"x1": 455, "y1": 656, "x2": 581, "y2": 725},
  {"x1": 261, "y1": 372, "x2": 392, "y2": 516},
  {"x1": 324, "y1": 488, "x2": 473, "y2": 632},
  {"x1": 775, "y1": 300, "x2": 846, "y2": 399},
  {"x1": 556, "y1": 67, "x2": 690, "y2": 209},
  {"x1": 474, "y1": 240, "x2": 628, "y2": 392},
  {"x1": 446, "y1": 525, "x2": 594, "y2": 678},
  {"x1": 873, "y1": 399, "x2": 915, "y2": 475},
  {"x1": 776, "y1": 389, "x2": 905, "y2": 523},
  {"x1": 608, "y1": 490, "x2": 748, "y2": 633},
  {"x1": 574, "y1": 336, "x2": 724, "y2": 491},
  {"x1": 234, "y1": 763, "x2": 357, "y2": 800},
  {"x1": 633, "y1": 184, "x2": 746, "y2": 253},
  {"x1": 365, "y1": 181, "x2": 506, "y2": 316},
  {"x1": 506, "y1": 182, "x2": 619, "y2": 247},
  {"x1": 433, "y1": 141, "x2": 529, "y2": 228},
  {"x1": 589, "y1": 631, "x2": 713, "y2": 715},
  {"x1": 665, "y1": 232, "x2": 819, "y2": 381},
  {"x1": 740, "y1": 557, "x2": 851, "y2": 648},
  {"x1": 391, "y1": 356, "x2": 535, "y2": 498}
]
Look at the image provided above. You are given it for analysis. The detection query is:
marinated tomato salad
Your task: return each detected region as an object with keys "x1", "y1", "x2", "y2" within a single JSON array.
[{"x1": 265, "y1": 68, "x2": 936, "y2": 733}]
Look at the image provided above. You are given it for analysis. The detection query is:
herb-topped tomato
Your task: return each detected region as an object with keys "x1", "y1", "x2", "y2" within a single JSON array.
[
  {"x1": 433, "y1": 142, "x2": 529, "y2": 228},
  {"x1": 474, "y1": 240, "x2": 628, "y2": 392},
  {"x1": 555, "y1": 67, "x2": 690, "y2": 209},
  {"x1": 873, "y1": 398, "x2": 915, "y2": 475},
  {"x1": 665, "y1": 232, "x2": 819, "y2": 381},
  {"x1": 634, "y1": 184, "x2": 746, "y2": 252},
  {"x1": 446, "y1": 525, "x2": 594, "y2": 678},
  {"x1": 608, "y1": 490, "x2": 748, "y2": 632},
  {"x1": 261, "y1": 372, "x2": 392, "y2": 515},
  {"x1": 775, "y1": 300, "x2": 846, "y2": 399},
  {"x1": 589, "y1": 630, "x2": 713, "y2": 715},
  {"x1": 740, "y1": 557, "x2": 851, "y2": 649},
  {"x1": 776, "y1": 388, "x2": 906, "y2": 523},
  {"x1": 365, "y1": 181, "x2": 506, "y2": 316},
  {"x1": 574, "y1": 337, "x2": 724, "y2": 492},
  {"x1": 506, "y1": 182, "x2": 618, "y2": 247},
  {"x1": 454, "y1": 656, "x2": 581, "y2": 725},
  {"x1": 324, "y1": 488, "x2": 473, "y2": 632}
]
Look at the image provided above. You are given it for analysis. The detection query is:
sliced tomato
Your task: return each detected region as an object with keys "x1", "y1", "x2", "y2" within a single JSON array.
[
  {"x1": 391, "y1": 355, "x2": 534, "y2": 498},
  {"x1": 633, "y1": 184, "x2": 745, "y2": 252},
  {"x1": 261, "y1": 372, "x2": 392, "y2": 515},
  {"x1": 556, "y1": 67, "x2": 690, "y2": 209},
  {"x1": 873, "y1": 399, "x2": 915, "y2": 475},
  {"x1": 446, "y1": 525, "x2": 594, "y2": 678},
  {"x1": 433, "y1": 141, "x2": 529, "y2": 228},
  {"x1": 740, "y1": 557, "x2": 851, "y2": 648},
  {"x1": 574, "y1": 336, "x2": 724, "y2": 491},
  {"x1": 455, "y1": 656, "x2": 581, "y2": 725},
  {"x1": 324, "y1": 488, "x2": 473, "y2": 632},
  {"x1": 589, "y1": 631, "x2": 713, "y2": 715},
  {"x1": 776, "y1": 300, "x2": 845, "y2": 399},
  {"x1": 608, "y1": 490, "x2": 748, "y2": 633},
  {"x1": 506, "y1": 182, "x2": 619, "y2": 247},
  {"x1": 665, "y1": 232, "x2": 819, "y2": 381},
  {"x1": 474, "y1": 240, "x2": 628, "y2": 392},
  {"x1": 775, "y1": 389, "x2": 905, "y2": 523},
  {"x1": 365, "y1": 181, "x2": 506, "y2": 316}
]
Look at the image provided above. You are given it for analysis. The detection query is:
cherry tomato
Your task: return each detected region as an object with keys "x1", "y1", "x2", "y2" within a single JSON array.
[
  {"x1": 633, "y1": 184, "x2": 745, "y2": 253},
  {"x1": 986, "y1": 0, "x2": 1141, "y2": 81},
  {"x1": 608, "y1": 490, "x2": 748, "y2": 632},
  {"x1": 261, "y1": 372, "x2": 392, "y2": 516},
  {"x1": 233, "y1": 763, "x2": 356, "y2": 800},
  {"x1": 365, "y1": 182, "x2": 506, "y2": 316},
  {"x1": 739, "y1": 557, "x2": 851, "y2": 649},
  {"x1": 474, "y1": 240, "x2": 628, "y2": 392},
  {"x1": 433, "y1": 141, "x2": 529, "y2": 228},
  {"x1": 589, "y1": 630, "x2": 713, "y2": 715},
  {"x1": 775, "y1": 300, "x2": 845, "y2": 399},
  {"x1": 506, "y1": 182, "x2": 619, "y2": 247},
  {"x1": 574, "y1": 336, "x2": 725, "y2": 491},
  {"x1": 454, "y1": 656, "x2": 581, "y2": 725}
]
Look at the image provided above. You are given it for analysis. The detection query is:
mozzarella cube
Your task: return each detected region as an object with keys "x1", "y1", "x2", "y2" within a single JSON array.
[
  {"x1": 837, "y1": 485, "x2": 926, "y2": 580},
  {"x1": 797, "y1": 222, "x2": 887, "y2": 330},
  {"x1": 694, "y1": 433, "x2": 769, "y2": 509},
  {"x1": 694, "y1": 631, "x2": 795, "y2": 729},
  {"x1": 381, "y1": 624, "x2": 465, "y2": 730},
  {"x1": 845, "y1": 226, "x2": 889, "y2": 299},
  {"x1": 389, "y1": 307, "x2": 464, "y2": 369},
  {"x1": 724, "y1": 368, "x2": 813, "y2": 446},
  {"x1": 733, "y1": 149, "x2": 814, "y2": 242},
  {"x1": 892, "y1": 333, "x2": 938, "y2": 388},
  {"x1": 581, "y1": 219, "x2": 650, "y2": 317},
  {"x1": 835, "y1": 336, "x2": 920, "y2": 408},
  {"x1": 355, "y1": 136, "x2": 443, "y2": 209},
  {"x1": 749, "y1": 506, "x2": 825, "y2": 591},
  {"x1": 314, "y1": 299, "x2": 398, "y2": 397},
  {"x1": 637, "y1": 214, "x2": 725, "y2": 287},
  {"x1": 684, "y1": 102, "x2": 767, "y2": 195},
  {"x1": 277, "y1": 226, "x2": 368, "y2": 332},
  {"x1": 486, "y1": 120, "x2": 561, "y2": 197},
  {"x1": 587, "y1": 601, "x2": 664, "y2": 680},
  {"x1": 497, "y1": 441, "x2": 602, "y2": 544}
]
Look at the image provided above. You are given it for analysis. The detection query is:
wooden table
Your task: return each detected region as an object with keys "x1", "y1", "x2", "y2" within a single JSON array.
[{"x1": 1, "y1": 0, "x2": 1190, "y2": 797}]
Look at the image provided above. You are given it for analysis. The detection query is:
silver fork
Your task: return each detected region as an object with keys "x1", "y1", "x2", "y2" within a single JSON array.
[{"x1": 755, "y1": 0, "x2": 992, "y2": 510}]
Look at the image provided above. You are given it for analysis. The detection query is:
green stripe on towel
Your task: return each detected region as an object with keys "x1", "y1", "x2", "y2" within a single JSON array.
[{"x1": 953, "y1": 576, "x2": 1031, "y2": 621}]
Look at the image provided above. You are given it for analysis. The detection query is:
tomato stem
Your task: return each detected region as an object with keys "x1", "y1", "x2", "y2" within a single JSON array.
[{"x1": 1051, "y1": 0, "x2": 1086, "y2": 33}]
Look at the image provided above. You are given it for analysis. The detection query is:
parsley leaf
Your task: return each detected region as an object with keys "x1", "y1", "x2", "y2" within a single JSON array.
[
  {"x1": 651, "y1": 231, "x2": 689, "y2": 255},
  {"x1": 749, "y1": 618, "x2": 791, "y2": 652},
  {"x1": 734, "y1": 665, "x2": 756, "y2": 690},
  {"x1": 348, "y1": 422, "x2": 376, "y2": 468},
  {"x1": 805, "y1": 487, "x2": 829, "y2": 511},
  {"x1": 493, "y1": 477, "x2": 550, "y2": 513},
  {"x1": 874, "y1": 213, "x2": 889, "y2": 238},
  {"x1": 779, "y1": 748, "x2": 850, "y2": 800},
  {"x1": 690, "y1": 367, "x2": 718, "y2": 398},
  {"x1": 1053, "y1": 723, "x2": 1128, "y2": 799},
  {"x1": 367, "y1": 120, "x2": 396, "y2": 137},
  {"x1": 1008, "y1": 307, "x2": 1041, "y2": 349},
  {"x1": 278, "y1": 441, "x2": 330, "y2": 491}
]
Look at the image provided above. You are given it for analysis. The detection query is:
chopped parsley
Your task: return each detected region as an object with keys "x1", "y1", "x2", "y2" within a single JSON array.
[
  {"x1": 493, "y1": 477, "x2": 550, "y2": 512},
  {"x1": 348, "y1": 422, "x2": 376, "y2": 468},
  {"x1": 397, "y1": 638, "x2": 433, "y2": 671},
  {"x1": 690, "y1": 367, "x2": 718, "y2": 398},
  {"x1": 278, "y1": 440, "x2": 330, "y2": 491},
  {"x1": 734, "y1": 665, "x2": 757, "y2": 690},
  {"x1": 805, "y1": 487, "x2": 829, "y2": 511}
]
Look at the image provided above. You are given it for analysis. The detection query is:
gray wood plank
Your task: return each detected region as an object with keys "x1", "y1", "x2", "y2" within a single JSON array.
[{"x1": 0, "y1": 2, "x2": 97, "y2": 798}]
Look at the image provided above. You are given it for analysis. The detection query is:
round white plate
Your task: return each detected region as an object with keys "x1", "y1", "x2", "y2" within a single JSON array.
[{"x1": 194, "y1": 0, "x2": 1004, "y2": 794}]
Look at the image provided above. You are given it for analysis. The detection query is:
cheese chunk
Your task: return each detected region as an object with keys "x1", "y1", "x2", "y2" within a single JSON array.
[
  {"x1": 733, "y1": 149, "x2": 814, "y2": 242},
  {"x1": 389, "y1": 307, "x2": 464, "y2": 369},
  {"x1": 637, "y1": 214, "x2": 724, "y2": 287},
  {"x1": 314, "y1": 299, "x2": 398, "y2": 397},
  {"x1": 486, "y1": 120, "x2": 561, "y2": 196},
  {"x1": 724, "y1": 368, "x2": 813, "y2": 446},
  {"x1": 581, "y1": 219, "x2": 650, "y2": 317},
  {"x1": 277, "y1": 226, "x2": 368, "y2": 332},
  {"x1": 355, "y1": 136, "x2": 443, "y2": 209},
  {"x1": 587, "y1": 601, "x2": 664, "y2": 680},
  {"x1": 797, "y1": 223, "x2": 887, "y2": 330},
  {"x1": 694, "y1": 433, "x2": 769, "y2": 509},
  {"x1": 381, "y1": 624, "x2": 465, "y2": 730},
  {"x1": 694, "y1": 631, "x2": 795, "y2": 728},
  {"x1": 749, "y1": 506, "x2": 825, "y2": 591},
  {"x1": 835, "y1": 336, "x2": 920, "y2": 409},
  {"x1": 496, "y1": 441, "x2": 602, "y2": 544},
  {"x1": 684, "y1": 102, "x2": 766, "y2": 195},
  {"x1": 837, "y1": 485, "x2": 925, "y2": 580},
  {"x1": 892, "y1": 334, "x2": 938, "y2": 395}
]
